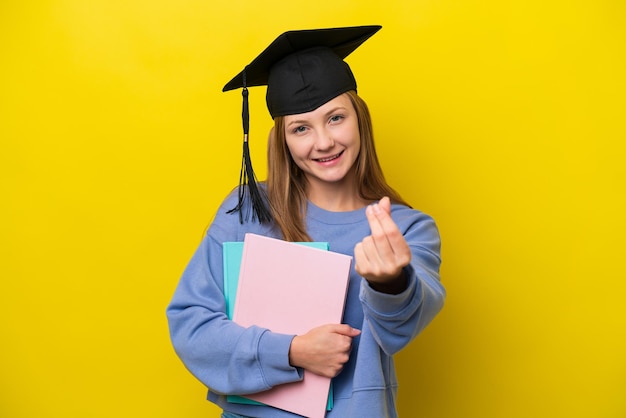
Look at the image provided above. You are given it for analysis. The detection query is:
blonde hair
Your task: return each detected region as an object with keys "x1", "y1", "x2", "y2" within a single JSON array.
[{"x1": 266, "y1": 90, "x2": 409, "y2": 241}]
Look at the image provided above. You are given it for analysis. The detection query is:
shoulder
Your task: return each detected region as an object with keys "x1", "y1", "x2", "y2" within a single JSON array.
[
  {"x1": 207, "y1": 185, "x2": 276, "y2": 241},
  {"x1": 216, "y1": 187, "x2": 242, "y2": 212},
  {"x1": 390, "y1": 203, "x2": 440, "y2": 250},
  {"x1": 390, "y1": 203, "x2": 437, "y2": 228}
]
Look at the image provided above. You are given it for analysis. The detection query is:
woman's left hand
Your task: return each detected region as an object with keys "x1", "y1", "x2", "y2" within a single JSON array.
[{"x1": 354, "y1": 196, "x2": 411, "y2": 294}]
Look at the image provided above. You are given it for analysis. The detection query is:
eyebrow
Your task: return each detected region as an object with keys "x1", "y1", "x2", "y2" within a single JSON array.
[{"x1": 286, "y1": 106, "x2": 347, "y2": 128}]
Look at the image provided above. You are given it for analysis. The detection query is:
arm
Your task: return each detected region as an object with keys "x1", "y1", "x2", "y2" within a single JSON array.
[
  {"x1": 166, "y1": 200, "x2": 302, "y2": 395},
  {"x1": 354, "y1": 197, "x2": 445, "y2": 355}
]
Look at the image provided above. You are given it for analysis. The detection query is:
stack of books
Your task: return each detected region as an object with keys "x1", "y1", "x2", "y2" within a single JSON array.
[{"x1": 222, "y1": 233, "x2": 352, "y2": 418}]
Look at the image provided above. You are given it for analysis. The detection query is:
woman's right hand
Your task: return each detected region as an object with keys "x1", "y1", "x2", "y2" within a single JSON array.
[{"x1": 288, "y1": 324, "x2": 361, "y2": 378}]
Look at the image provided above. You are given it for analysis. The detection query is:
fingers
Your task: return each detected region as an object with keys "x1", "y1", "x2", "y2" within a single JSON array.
[
  {"x1": 364, "y1": 197, "x2": 406, "y2": 262},
  {"x1": 325, "y1": 325, "x2": 359, "y2": 376},
  {"x1": 328, "y1": 323, "x2": 361, "y2": 337},
  {"x1": 365, "y1": 205, "x2": 393, "y2": 264},
  {"x1": 378, "y1": 196, "x2": 391, "y2": 214},
  {"x1": 356, "y1": 197, "x2": 412, "y2": 282},
  {"x1": 290, "y1": 324, "x2": 360, "y2": 378},
  {"x1": 366, "y1": 197, "x2": 405, "y2": 250}
]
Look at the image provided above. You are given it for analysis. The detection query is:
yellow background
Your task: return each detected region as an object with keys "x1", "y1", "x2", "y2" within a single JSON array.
[{"x1": 2, "y1": 1, "x2": 625, "y2": 417}]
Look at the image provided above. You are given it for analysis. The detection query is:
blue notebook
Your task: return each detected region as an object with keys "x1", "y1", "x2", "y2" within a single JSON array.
[{"x1": 222, "y1": 240, "x2": 334, "y2": 411}]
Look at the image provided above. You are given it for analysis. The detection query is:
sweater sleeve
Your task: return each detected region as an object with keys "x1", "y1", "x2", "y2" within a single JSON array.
[
  {"x1": 358, "y1": 211, "x2": 445, "y2": 356},
  {"x1": 165, "y1": 197, "x2": 303, "y2": 395}
]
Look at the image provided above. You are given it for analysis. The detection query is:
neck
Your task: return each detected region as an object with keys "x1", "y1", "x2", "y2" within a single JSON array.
[{"x1": 305, "y1": 179, "x2": 369, "y2": 212}]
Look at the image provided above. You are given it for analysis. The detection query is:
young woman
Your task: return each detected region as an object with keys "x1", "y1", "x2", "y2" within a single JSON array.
[{"x1": 167, "y1": 26, "x2": 445, "y2": 418}]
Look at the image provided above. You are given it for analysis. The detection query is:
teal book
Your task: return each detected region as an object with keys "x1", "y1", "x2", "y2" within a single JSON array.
[{"x1": 222, "y1": 239, "x2": 334, "y2": 412}]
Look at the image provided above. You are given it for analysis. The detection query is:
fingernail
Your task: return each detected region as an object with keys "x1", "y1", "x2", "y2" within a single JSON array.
[{"x1": 372, "y1": 203, "x2": 381, "y2": 214}]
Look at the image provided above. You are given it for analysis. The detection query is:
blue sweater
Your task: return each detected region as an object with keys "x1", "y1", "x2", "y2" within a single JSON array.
[{"x1": 166, "y1": 191, "x2": 445, "y2": 417}]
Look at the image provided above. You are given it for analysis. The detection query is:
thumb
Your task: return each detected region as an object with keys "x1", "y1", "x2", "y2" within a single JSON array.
[{"x1": 333, "y1": 324, "x2": 361, "y2": 337}]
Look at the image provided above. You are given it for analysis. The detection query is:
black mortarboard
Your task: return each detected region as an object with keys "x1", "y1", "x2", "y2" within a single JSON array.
[{"x1": 223, "y1": 25, "x2": 382, "y2": 223}]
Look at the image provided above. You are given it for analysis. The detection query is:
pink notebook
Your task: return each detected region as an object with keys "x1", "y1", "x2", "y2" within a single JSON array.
[{"x1": 232, "y1": 233, "x2": 353, "y2": 418}]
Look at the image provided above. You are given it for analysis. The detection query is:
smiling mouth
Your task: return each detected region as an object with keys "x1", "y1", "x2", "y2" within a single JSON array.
[{"x1": 314, "y1": 150, "x2": 344, "y2": 163}]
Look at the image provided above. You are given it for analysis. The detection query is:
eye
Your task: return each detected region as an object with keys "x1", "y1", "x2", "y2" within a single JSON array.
[
  {"x1": 294, "y1": 126, "x2": 307, "y2": 133},
  {"x1": 329, "y1": 114, "x2": 344, "y2": 124}
]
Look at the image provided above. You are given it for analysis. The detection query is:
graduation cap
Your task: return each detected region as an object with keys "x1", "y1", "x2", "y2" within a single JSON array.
[{"x1": 223, "y1": 25, "x2": 382, "y2": 224}]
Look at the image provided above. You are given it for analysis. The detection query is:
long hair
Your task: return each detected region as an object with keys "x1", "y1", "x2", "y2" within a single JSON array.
[{"x1": 266, "y1": 90, "x2": 409, "y2": 241}]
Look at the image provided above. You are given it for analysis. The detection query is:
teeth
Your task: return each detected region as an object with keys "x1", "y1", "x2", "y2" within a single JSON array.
[{"x1": 317, "y1": 153, "x2": 340, "y2": 162}]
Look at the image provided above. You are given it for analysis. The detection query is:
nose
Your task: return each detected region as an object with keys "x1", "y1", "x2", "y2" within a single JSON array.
[{"x1": 314, "y1": 131, "x2": 334, "y2": 151}]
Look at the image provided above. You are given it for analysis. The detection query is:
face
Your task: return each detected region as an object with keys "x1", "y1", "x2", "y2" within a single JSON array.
[{"x1": 283, "y1": 93, "x2": 361, "y2": 191}]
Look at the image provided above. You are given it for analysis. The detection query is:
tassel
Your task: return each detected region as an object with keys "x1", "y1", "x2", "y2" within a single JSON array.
[{"x1": 227, "y1": 70, "x2": 273, "y2": 224}]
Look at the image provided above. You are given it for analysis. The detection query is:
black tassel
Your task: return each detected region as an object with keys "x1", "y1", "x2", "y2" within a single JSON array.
[{"x1": 227, "y1": 71, "x2": 272, "y2": 224}]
